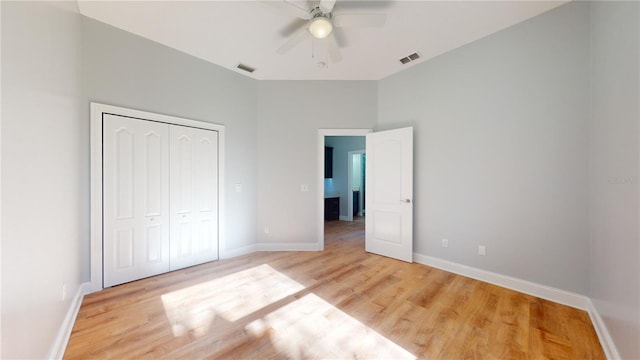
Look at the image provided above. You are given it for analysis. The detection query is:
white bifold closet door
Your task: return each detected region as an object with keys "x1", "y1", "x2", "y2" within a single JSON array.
[
  {"x1": 103, "y1": 115, "x2": 219, "y2": 287},
  {"x1": 103, "y1": 114, "x2": 170, "y2": 287},
  {"x1": 169, "y1": 126, "x2": 219, "y2": 271}
]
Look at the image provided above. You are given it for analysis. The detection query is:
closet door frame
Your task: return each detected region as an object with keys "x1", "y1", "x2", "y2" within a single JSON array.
[{"x1": 90, "y1": 102, "x2": 225, "y2": 291}]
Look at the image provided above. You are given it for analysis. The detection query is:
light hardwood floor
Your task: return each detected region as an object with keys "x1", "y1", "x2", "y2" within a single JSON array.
[{"x1": 65, "y1": 218, "x2": 604, "y2": 359}]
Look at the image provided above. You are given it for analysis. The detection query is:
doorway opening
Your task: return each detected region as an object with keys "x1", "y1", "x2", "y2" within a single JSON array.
[{"x1": 316, "y1": 129, "x2": 371, "y2": 250}]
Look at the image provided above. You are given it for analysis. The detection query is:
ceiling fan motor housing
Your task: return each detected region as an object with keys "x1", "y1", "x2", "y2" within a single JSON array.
[{"x1": 310, "y1": 6, "x2": 331, "y2": 18}]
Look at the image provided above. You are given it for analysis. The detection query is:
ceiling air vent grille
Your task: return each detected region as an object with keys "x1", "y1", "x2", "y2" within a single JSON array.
[
  {"x1": 399, "y1": 52, "x2": 421, "y2": 65},
  {"x1": 236, "y1": 63, "x2": 256, "y2": 73}
]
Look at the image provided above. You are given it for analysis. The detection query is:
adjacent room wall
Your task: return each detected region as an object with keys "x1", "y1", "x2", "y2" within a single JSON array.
[
  {"x1": 256, "y1": 81, "x2": 376, "y2": 245},
  {"x1": 325, "y1": 136, "x2": 366, "y2": 218},
  {"x1": 81, "y1": 17, "x2": 259, "y2": 266},
  {"x1": 378, "y1": 1, "x2": 591, "y2": 294},
  {"x1": 1, "y1": 2, "x2": 84, "y2": 358},
  {"x1": 589, "y1": 2, "x2": 640, "y2": 358}
]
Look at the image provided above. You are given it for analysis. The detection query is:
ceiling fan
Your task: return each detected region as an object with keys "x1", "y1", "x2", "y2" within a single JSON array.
[{"x1": 267, "y1": 0, "x2": 387, "y2": 63}]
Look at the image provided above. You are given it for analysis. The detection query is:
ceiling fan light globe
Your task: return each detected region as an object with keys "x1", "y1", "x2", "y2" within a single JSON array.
[{"x1": 309, "y1": 17, "x2": 333, "y2": 39}]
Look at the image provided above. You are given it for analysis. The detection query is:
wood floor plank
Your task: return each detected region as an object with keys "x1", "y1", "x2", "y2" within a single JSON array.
[{"x1": 64, "y1": 218, "x2": 605, "y2": 359}]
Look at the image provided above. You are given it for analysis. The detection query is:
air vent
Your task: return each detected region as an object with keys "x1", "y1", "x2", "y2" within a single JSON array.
[
  {"x1": 236, "y1": 63, "x2": 256, "y2": 73},
  {"x1": 399, "y1": 52, "x2": 421, "y2": 65}
]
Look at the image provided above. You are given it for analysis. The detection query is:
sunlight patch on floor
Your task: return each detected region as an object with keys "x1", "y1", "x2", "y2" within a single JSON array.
[
  {"x1": 161, "y1": 264, "x2": 305, "y2": 337},
  {"x1": 246, "y1": 293, "x2": 416, "y2": 359}
]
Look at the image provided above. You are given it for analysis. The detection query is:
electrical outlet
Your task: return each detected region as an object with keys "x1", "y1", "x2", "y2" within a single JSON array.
[
  {"x1": 235, "y1": 183, "x2": 242, "y2": 193},
  {"x1": 62, "y1": 283, "x2": 67, "y2": 301},
  {"x1": 441, "y1": 238, "x2": 449, "y2": 248},
  {"x1": 264, "y1": 226, "x2": 270, "y2": 234},
  {"x1": 301, "y1": 184, "x2": 309, "y2": 192},
  {"x1": 478, "y1": 245, "x2": 486, "y2": 256}
]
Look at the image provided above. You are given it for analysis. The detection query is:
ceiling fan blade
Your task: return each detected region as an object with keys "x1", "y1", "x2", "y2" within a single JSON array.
[
  {"x1": 280, "y1": 18, "x2": 309, "y2": 37},
  {"x1": 333, "y1": 14, "x2": 386, "y2": 28},
  {"x1": 333, "y1": 27, "x2": 348, "y2": 47},
  {"x1": 326, "y1": 33, "x2": 342, "y2": 63},
  {"x1": 276, "y1": 25, "x2": 310, "y2": 54},
  {"x1": 260, "y1": 0, "x2": 311, "y2": 20},
  {"x1": 319, "y1": 0, "x2": 336, "y2": 14}
]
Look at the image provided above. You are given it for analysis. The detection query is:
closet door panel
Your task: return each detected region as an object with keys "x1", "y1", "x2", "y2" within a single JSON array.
[
  {"x1": 170, "y1": 126, "x2": 219, "y2": 270},
  {"x1": 116, "y1": 229, "x2": 134, "y2": 269},
  {"x1": 146, "y1": 225, "x2": 163, "y2": 262},
  {"x1": 145, "y1": 132, "x2": 164, "y2": 216},
  {"x1": 115, "y1": 129, "x2": 134, "y2": 219},
  {"x1": 194, "y1": 129, "x2": 219, "y2": 264},
  {"x1": 103, "y1": 114, "x2": 170, "y2": 287},
  {"x1": 170, "y1": 127, "x2": 196, "y2": 270}
]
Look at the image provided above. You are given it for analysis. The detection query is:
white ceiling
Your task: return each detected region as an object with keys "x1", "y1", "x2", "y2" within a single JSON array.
[{"x1": 77, "y1": 0, "x2": 568, "y2": 80}]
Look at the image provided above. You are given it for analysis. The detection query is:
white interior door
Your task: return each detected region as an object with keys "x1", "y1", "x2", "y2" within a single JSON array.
[
  {"x1": 170, "y1": 126, "x2": 219, "y2": 270},
  {"x1": 365, "y1": 127, "x2": 413, "y2": 262},
  {"x1": 103, "y1": 115, "x2": 170, "y2": 287}
]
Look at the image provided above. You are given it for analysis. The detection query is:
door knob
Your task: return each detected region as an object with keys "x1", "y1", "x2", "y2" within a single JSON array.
[{"x1": 401, "y1": 199, "x2": 411, "y2": 203}]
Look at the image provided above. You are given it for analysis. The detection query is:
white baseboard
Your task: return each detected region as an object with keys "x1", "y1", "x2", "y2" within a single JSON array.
[
  {"x1": 586, "y1": 299, "x2": 621, "y2": 360},
  {"x1": 339, "y1": 215, "x2": 349, "y2": 221},
  {"x1": 413, "y1": 253, "x2": 589, "y2": 310},
  {"x1": 256, "y1": 242, "x2": 320, "y2": 252},
  {"x1": 47, "y1": 282, "x2": 91, "y2": 360},
  {"x1": 220, "y1": 244, "x2": 257, "y2": 259}
]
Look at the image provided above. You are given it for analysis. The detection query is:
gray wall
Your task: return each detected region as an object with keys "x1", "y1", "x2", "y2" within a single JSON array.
[
  {"x1": 1, "y1": 2, "x2": 84, "y2": 358},
  {"x1": 325, "y1": 136, "x2": 366, "y2": 218},
  {"x1": 256, "y1": 81, "x2": 376, "y2": 244},
  {"x1": 589, "y1": 2, "x2": 640, "y2": 359},
  {"x1": 378, "y1": 2, "x2": 591, "y2": 294},
  {"x1": 81, "y1": 17, "x2": 259, "y2": 267}
]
